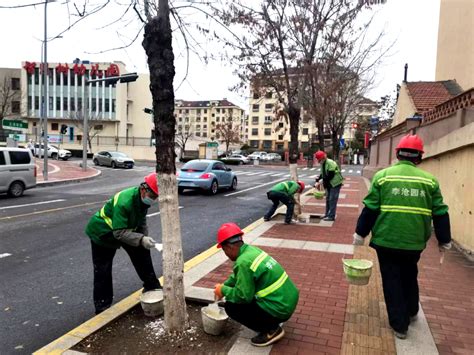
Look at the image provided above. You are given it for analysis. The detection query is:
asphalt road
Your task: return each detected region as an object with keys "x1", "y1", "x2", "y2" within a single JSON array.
[{"x1": 0, "y1": 162, "x2": 363, "y2": 353}]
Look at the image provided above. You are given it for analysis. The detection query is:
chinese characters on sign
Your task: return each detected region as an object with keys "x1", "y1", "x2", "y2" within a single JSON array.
[{"x1": 24, "y1": 62, "x2": 120, "y2": 78}]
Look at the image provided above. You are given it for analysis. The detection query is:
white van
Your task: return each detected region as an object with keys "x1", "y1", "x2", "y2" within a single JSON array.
[{"x1": 0, "y1": 148, "x2": 37, "y2": 197}]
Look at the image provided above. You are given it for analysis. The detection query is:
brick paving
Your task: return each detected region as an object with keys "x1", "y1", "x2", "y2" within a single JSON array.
[
  {"x1": 191, "y1": 175, "x2": 473, "y2": 354},
  {"x1": 35, "y1": 159, "x2": 99, "y2": 183}
]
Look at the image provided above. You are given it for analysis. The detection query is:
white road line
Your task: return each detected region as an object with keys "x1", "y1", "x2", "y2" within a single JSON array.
[
  {"x1": 0, "y1": 253, "x2": 12, "y2": 259},
  {"x1": 309, "y1": 174, "x2": 318, "y2": 178},
  {"x1": 245, "y1": 172, "x2": 267, "y2": 176},
  {"x1": 302, "y1": 167, "x2": 308, "y2": 171},
  {"x1": 341, "y1": 169, "x2": 346, "y2": 172},
  {"x1": 270, "y1": 173, "x2": 285, "y2": 177},
  {"x1": 0, "y1": 199, "x2": 66, "y2": 210},
  {"x1": 225, "y1": 177, "x2": 286, "y2": 196},
  {"x1": 147, "y1": 206, "x2": 183, "y2": 217},
  {"x1": 349, "y1": 170, "x2": 353, "y2": 173},
  {"x1": 283, "y1": 174, "x2": 291, "y2": 177},
  {"x1": 310, "y1": 168, "x2": 316, "y2": 171},
  {"x1": 357, "y1": 171, "x2": 361, "y2": 174},
  {"x1": 299, "y1": 174, "x2": 307, "y2": 178},
  {"x1": 259, "y1": 172, "x2": 274, "y2": 176}
]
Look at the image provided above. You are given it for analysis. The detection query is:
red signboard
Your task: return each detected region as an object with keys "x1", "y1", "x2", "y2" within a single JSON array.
[
  {"x1": 24, "y1": 62, "x2": 120, "y2": 78},
  {"x1": 23, "y1": 61, "x2": 36, "y2": 74},
  {"x1": 364, "y1": 132, "x2": 370, "y2": 148}
]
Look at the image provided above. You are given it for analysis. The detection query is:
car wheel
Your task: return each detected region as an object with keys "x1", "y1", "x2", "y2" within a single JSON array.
[
  {"x1": 230, "y1": 177, "x2": 237, "y2": 191},
  {"x1": 209, "y1": 180, "x2": 218, "y2": 195},
  {"x1": 111, "y1": 161, "x2": 116, "y2": 169},
  {"x1": 239, "y1": 160, "x2": 243, "y2": 165},
  {"x1": 8, "y1": 181, "x2": 25, "y2": 197},
  {"x1": 178, "y1": 187, "x2": 184, "y2": 194},
  {"x1": 51, "y1": 153, "x2": 58, "y2": 160},
  {"x1": 93, "y1": 159, "x2": 99, "y2": 166}
]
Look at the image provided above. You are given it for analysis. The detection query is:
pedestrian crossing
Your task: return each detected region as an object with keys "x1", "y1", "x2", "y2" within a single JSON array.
[{"x1": 232, "y1": 169, "x2": 362, "y2": 177}]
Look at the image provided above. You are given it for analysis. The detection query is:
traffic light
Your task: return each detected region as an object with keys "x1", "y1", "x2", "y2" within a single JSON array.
[{"x1": 60, "y1": 124, "x2": 68, "y2": 134}]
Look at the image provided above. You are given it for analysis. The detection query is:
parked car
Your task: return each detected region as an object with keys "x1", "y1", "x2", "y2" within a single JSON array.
[
  {"x1": 176, "y1": 159, "x2": 237, "y2": 195},
  {"x1": 247, "y1": 151, "x2": 268, "y2": 160},
  {"x1": 34, "y1": 143, "x2": 72, "y2": 160},
  {"x1": 0, "y1": 147, "x2": 36, "y2": 197},
  {"x1": 92, "y1": 151, "x2": 135, "y2": 169},
  {"x1": 221, "y1": 154, "x2": 250, "y2": 165},
  {"x1": 263, "y1": 153, "x2": 282, "y2": 161}
]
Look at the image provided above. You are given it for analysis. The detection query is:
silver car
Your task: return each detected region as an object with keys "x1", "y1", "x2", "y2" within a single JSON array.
[
  {"x1": 93, "y1": 151, "x2": 135, "y2": 169},
  {"x1": 177, "y1": 159, "x2": 237, "y2": 195},
  {"x1": 0, "y1": 148, "x2": 37, "y2": 197}
]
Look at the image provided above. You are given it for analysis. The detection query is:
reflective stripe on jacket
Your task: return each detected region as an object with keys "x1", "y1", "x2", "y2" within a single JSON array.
[
  {"x1": 222, "y1": 244, "x2": 299, "y2": 320},
  {"x1": 85, "y1": 186, "x2": 148, "y2": 249},
  {"x1": 364, "y1": 160, "x2": 449, "y2": 250},
  {"x1": 322, "y1": 158, "x2": 344, "y2": 187}
]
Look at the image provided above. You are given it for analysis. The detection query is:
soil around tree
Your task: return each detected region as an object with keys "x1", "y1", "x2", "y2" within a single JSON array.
[{"x1": 73, "y1": 302, "x2": 241, "y2": 354}]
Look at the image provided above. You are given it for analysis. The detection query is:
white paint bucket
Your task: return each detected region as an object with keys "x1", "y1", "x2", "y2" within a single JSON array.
[
  {"x1": 140, "y1": 290, "x2": 164, "y2": 317},
  {"x1": 201, "y1": 304, "x2": 229, "y2": 335}
]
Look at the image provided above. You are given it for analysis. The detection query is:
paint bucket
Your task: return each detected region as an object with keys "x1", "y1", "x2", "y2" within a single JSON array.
[
  {"x1": 342, "y1": 259, "x2": 373, "y2": 286},
  {"x1": 313, "y1": 185, "x2": 325, "y2": 200},
  {"x1": 140, "y1": 290, "x2": 164, "y2": 317},
  {"x1": 201, "y1": 304, "x2": 229, "y2": 335}
]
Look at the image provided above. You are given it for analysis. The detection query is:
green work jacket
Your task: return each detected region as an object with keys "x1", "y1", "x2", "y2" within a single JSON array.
[
  {"x1": 270, "y1": 181, "x2": 300, "y2": 197},
  {"x1": 364, "y1": 160, "x2": 449, "y2": 250},
  {"x1": 322, "y1": 158, "x2": 344, "y2": 187},
  {"x1": 85, "y1": 186, "x2": 148, "y2": 249},
  {"x1": 222, "y1": 244, "x2": 299, "y2": 320}
]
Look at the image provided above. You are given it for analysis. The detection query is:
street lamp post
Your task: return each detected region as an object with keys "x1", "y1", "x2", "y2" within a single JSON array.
[
  {"x1": 41, "y1": 0, "x2": 49, "y2": 180},
  {"x1": 82, "y1": 73, "x2": 138, "y2": 171}
]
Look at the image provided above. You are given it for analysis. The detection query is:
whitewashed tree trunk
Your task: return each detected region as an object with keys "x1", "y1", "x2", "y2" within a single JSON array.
[
  {"x1": 158, "y1": 173, "x2": 188, "y2": 331},
  {"x1": 289, "y1": 163, "x2": 302, "y2": 217}
]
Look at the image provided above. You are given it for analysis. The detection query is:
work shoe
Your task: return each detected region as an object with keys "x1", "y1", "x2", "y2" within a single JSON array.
[
  {"x1": 251, "y1": 326, "x2": 285, "y2": 347},
  {"x1": 393, "y1": 330, "x2": 407, "y2": 339},
  {"x1": 284, "y1": 219, "x2": 298, "y2": 225},
  {"x1": 322, "y1": 217, "x2": 335, "y2": 221},
  {"x1": 263, "y1": 217, "x2": 271, "y2": 222},
  {"x1": 410, "y1": 314, "x2": 418, "y2": 323}
]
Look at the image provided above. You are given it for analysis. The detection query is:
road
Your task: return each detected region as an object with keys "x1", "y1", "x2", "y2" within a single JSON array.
[{"x1": 0, "y1": 162, "x2": 362, "y2": 353}]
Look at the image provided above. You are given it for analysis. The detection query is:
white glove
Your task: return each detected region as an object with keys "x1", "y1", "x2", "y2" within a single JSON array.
[
  {"x1": 353, "y1": 233, "x2": 365, "y2": 246},
  {"x1": 439, "y1": 242, "x2": 452, "y2": 252},
  {"x1": 141, "y1": 236, "x2": 156, "y2": 249}
]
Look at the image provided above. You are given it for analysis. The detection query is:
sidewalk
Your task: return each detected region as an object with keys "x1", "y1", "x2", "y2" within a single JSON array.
[
  {"x1": 35, "y1": 159, "x2": 101, "y2": 186},
  {"x1": 36, "y1": 176, "x2": 474, "y2": 354}
]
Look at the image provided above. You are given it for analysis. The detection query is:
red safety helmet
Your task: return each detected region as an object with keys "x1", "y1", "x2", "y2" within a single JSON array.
[
  {"x1": 314, "y1": 151, "x2": 327, "y2": 161},
  {"x1": 143, "y1": 173, "x2": 159, "y2": 195},
  {"x1": 216, "y1": 222, "x2": 244, "y2": 248},
  {"x1": 395, "y1": 134, "x2": 424, "y2": 154},
  {"x1": 297, "y1": 181, "x2": 305, "y2": 192}
]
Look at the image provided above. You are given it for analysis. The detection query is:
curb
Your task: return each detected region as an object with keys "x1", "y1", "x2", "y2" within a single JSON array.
[
  {"x1": 34, "y1": 218, "x2": 265, "y2": 354},
  {"x1": 37, "y1": 169, "x2": 102, "y2": 188}
]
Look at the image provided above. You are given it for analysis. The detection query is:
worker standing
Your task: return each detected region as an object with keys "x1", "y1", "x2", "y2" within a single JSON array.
[
  {"x1": 214, "y1": 223, "x2": 299, "y2": 347},
  {"x1": 263, "y1": 180, "x2": 305, "y2": 224},
  {"x1": 314, "y1": 151, "x2": 344, "y2": 221},
  {"x1": 353, "y1": 135, "x2": 452, "y2": 339},
  {"x1": 85, "y1": 173, "x2": 162, "y2": 314}
]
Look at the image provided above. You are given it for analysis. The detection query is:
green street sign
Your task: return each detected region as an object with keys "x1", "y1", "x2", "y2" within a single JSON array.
[
  {"x1": 206, "y1": 141, "x2": 218, "y2": 148},
  {"x1": 2, "y1": 119, "x2": 28, "y2": 130}
]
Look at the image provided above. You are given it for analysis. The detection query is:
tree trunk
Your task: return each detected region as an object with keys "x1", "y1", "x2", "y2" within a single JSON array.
[
  {"x1": 288, "y1": 103, "x2": 301, "y2": 216},
  {"x1": 142, "y1": 0, "x2": 188, "y2": 332},
  {"x1": 317, "y1": 119, "x2": 325, "y2": 151}
]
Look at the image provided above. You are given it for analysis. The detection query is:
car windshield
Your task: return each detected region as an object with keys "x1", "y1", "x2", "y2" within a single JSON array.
[
  {"x1": 181, "y1": 161, "x2": 209, "y2": 172},
  {"x1": 110, "y1": 152, "x2": 128, "y2": 158},
  {"x1": 50, "y1": 145, "x2": 59, "y2": 149}
]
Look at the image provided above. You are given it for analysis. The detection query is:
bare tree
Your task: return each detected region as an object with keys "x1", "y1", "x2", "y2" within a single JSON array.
[
  {"x1": 69, "y1": 110, "x2": 104, "y2": 153},
  {"x1": 175, "y1": 120, "x2": 194, "y2": 160},
  {"x1": 215, "y1": 114, "x2": 241, "y2": 153},
  {"x1": 0, "y1": 76, "x2": 22, "y2": 139}
]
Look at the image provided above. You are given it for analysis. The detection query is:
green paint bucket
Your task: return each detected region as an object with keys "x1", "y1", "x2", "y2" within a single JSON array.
[
  {"x1": 313, "y1": 190, "x2": 325, "y2": 200},
  {"x1": 342, "y1": 259, "x2": 373, "y2": 286}
]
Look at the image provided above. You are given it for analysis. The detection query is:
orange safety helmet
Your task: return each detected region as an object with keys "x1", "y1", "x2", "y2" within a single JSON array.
[
  {"x1": 216, "y1": 222, "x2": 244, "y2": 248},
  {"x1": 314, "y1": 151, "x2": 327, "y2": 161},
  {"x1": 143, "y1": 173, "x2": 159, "y2": 195},
  {"x1": 297, "y1": 181, "x2": 305, "y2": 192},
  {"x1": 395, "y1": 134, "x2": 424, "y2": 154}
]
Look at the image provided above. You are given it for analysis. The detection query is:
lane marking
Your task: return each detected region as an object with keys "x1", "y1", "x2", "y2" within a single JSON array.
[
  {"x1": 342, "y1": 169, "x2": 346, "y2": 172},
  {"x1": 258, "y1": 172, "x2": 274, "y2": 176},
  {"x1": 270, "y1": 173, "x2": 285, "y2": 177},
  {"x1": 244, "y1": 172, "x2": 266, "y2": 176},
  {"x1": 0, "y1": 199, "x2": 66, "y2": 210},
  {"x1": 0, "y1": 253, "x2": 12, "y2": 259},
  {"x1": 310, "y1": 168, "x2": 316, "y2": 171},
  {"x1": 147, "y1": 206, "x2": 183, "y2": 217},
  {"x1": 302, "y1": 168, "x2": 308, "y2": 171},
  {"x1": 349, "y1": 170, "x2": 353, "y2": 173},
  {"x1": 225, "y1": 177, "x2": 286, "y2": 196},
  {"x1": 309, "y1": 174, "x2": 318, "y2": 178}
]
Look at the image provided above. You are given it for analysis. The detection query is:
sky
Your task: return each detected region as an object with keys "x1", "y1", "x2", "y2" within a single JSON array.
[{"x1": 0, "y1": 0, "x2": 441, "y2": 110}]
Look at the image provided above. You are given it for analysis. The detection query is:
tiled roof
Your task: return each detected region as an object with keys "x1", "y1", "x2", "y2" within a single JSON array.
[
  {"x1": 406, "y1": 80, "x2": 463, "y2": 113},
  {"x1": 175, "y1": 99, "x2": 239, "y2": 108}
]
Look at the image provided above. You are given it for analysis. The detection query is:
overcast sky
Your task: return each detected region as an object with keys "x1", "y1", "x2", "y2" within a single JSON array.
[{"x1": 0, "y1": 0, "x2": 441, "y2": 109}]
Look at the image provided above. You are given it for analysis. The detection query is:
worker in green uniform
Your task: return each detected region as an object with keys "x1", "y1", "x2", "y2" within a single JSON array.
[
  {"x1": 353, "y1": 135, "x2": 451, "y2": 339},
  {"x1": 214, "y1": 222, "x2": 299, "y2": 347},
  {"x1": 85, "y1": 173, "x2": 162, "y2": 314},
  {"x1": 314, "y1": 151, "x2": 344, "y2": 221},
  {"x1": 264, "y1": 180, "x2": 305, "y2": 224}
]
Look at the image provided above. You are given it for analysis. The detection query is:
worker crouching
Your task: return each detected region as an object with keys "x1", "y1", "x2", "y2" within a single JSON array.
[{"x1": 214, "y1": 223, "x2": 299, "y2": 347}]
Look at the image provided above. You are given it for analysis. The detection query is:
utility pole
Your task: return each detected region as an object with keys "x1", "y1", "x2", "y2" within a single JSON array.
[{"x1": 42, "y1": 0, "x2": 49, "y2": 180}]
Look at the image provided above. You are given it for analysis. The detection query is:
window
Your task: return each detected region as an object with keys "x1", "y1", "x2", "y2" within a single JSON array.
[
  {"x1": 252, "y1": 104, "x2": 259, "y2": 112},
  {"x1": 179, "y1": 109, "x2": 182, "y2": 113},
  {"x1": 202, "y1": 132, "x2": 207, "y2": 137},
  {"x1": 0, "y1": 152, "x2": 5, "y2": 165},
  {"x1": 185, "y1": 109, "x2": 189, "y2": 114},
  {"x1": 56, "y1": 97, "x2": 61, "y2": 111},
  {"x1": 253, "y1": 92, "x2": 260, "y2": 99},
  {"x1": 276, "y1": 144, "x2": 284, "y2": 150},
  {"x1": 11, "y1": 101, "x2": 20, "y2": 114},
  {"x1": 204, "y1": 109, "x2": 207, "y2": 113},
  {"x1": 35, "y1": 96, "x2": 39, "y2": 110},
  {"x1": 265, "y1": 103, "x2": 274, "y2": 112},
  {"x1": 264, "y1": 116, "x2": 272, "y2": 124},
  {"x1": 197, "y1": 109, "x2": 201, "y2": 114},
  {"x1": 63, "y1": 97, "x2": 68, "y2": 111},
  {"x1": 203, "y1": 125, "x2": 207, "y2": 129},
  {"x1": 185, "y1": 117, "x2": 189, "y2": 123},
  {"x1": 11, "y1": 78, "x2": 20, "y2": 90},
  {"x1": 178, "y1": 117, "x2": 182, "y2": 122},
  {"x1": 49, "y1": 97, "x2": 53, "y2": 110},
  {"x1": 212, "y1": 162, "x2": 226, "y2": 171},
  {"x1": 263, "y1": 140, "x2": 272, "y2": 149},
  {"x1": 278, "y1": 135, "x2": 284, "y2": 140},
  {"x1": 303, "y1": 128, "x2": 309, "y2": 135},
  {"x1": 196, "y1": 125, "x2": 201, "y2": 130},
  {"x1": 252, "y1": 116, "x2": 259, "y2": 124},
  {"x1": 196, "y1": 117, "x2": 201, "y2": 122},
  {"x1": 265, "y1": 92, "x2": 272, "y2": 99},
  {"x1": 51, "y1": 123, "x2": 59, "y2": 131},
  {"x1": 212, "y1": 113, "x2": 215, "y2": 117},
  {"x1": 250, "y1": 140, "x2": 259, "y2": 148},
  {"x1": 56, "y1": 72, "x2": 61, "y2": 85},
  {"x1": 216, "y1": 117, "x2": 220, "y2": 122},
  {"x1": 195, "y1": 132, "x2": 201, "y2": 137},
  {"x1": 34, "y1": 68, "x2": 39, "y2": 85},
  {"x1": 264, "y1": 128, "x2": 271, "y2": 136},
  {"x1": 203, "y1": 117, "x2": 207, "y2": 122},
  {"x1": 105, "y1": 99, "x2": 110, "y2": 112},
  {"x1": 217, "y1": 108, "x2": 220, "y2": 113},
  {"x1": 112, "y1": 99, "x2": 116, "y2": 113},
  {"x1": 278, "y1": 122, "x2": 284, "y2": 128},
  {"x1": 99, "y1": 99, "x2": 103, "y2": 112},
  {"x1": 8, "y1": 151, "x2": 31, "y2": 164},
  {"x1": 252, "y1": 128, "x2": 258, "y2": 136}
]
